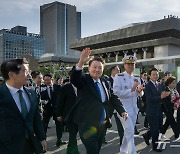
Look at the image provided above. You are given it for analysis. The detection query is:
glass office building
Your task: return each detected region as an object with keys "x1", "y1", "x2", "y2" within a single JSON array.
[
  {"x1": 0, "y1": 26, "x2": 45, "y2": 63},
  {"x1": 40, "y1": 1, "x2": 81, "y2": 57}
]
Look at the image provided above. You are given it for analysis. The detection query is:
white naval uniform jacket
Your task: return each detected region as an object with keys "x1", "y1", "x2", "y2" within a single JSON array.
[{"x1": 113, "y1": 71, "x2": 142, "y2": 116}]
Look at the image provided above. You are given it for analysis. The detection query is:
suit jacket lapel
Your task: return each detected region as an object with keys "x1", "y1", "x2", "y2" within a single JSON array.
[
  {"x1": 150, "y1": 81, "x2": 160, "y2": 93},
  {"x1": 86, "y1": 74, "x2": 102, "y2": 101},
  {"x1": 23, "y1": 87, "x2": 34, "y2": 115},
  {"x1": 2, "y1": 84, "x2": 23, "y2": 118},
  {"x1": 101, "y1": 79, "x2": 110, "y2": 101}
]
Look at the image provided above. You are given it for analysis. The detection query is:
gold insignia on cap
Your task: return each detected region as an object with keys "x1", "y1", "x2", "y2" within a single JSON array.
[{"x1": 122, "y1": 55, "x2": 137, "y2": 64}]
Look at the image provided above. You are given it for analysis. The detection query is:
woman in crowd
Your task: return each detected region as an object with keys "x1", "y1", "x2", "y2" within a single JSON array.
[{"x1": 160, "y1": 76, "x2": 179, "y2": 140}]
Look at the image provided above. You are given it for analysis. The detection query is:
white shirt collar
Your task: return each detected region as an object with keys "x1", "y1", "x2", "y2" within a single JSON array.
[
  {"x1": 124, "y1": 71, "x2": 133, "y2": 76},
  {"x1": 6, "y1": 83, "x2": 24, "y2": 95},
  {"x1": 111, "y1": 76, "x2": 115, "y2": 79},
  {"x1": 150, "y1": 80, "x2": 158, "y2": 85},
  {"x1": 93, "y1": 78, "x2": 101, "y2": 83}
]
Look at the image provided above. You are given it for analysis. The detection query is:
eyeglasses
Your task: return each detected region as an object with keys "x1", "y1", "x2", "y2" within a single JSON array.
[{"x1": 143, "y1": 74, "x2": 147, "y2": 76}]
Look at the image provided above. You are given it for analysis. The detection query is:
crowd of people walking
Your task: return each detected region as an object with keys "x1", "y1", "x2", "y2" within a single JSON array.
[{"x1": 0, "y1": 48, "x2": 180, "y2": 154}]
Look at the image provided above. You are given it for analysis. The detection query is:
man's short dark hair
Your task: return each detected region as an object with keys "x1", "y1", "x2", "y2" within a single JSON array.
[
  {"x1": 165, "y1": 76, "x2": 176, "y2": 87},
  {"x1": 88, "y1": 57, "x2": 105, "y2": 66},
  {"x1": 164, "y1": 71, "x2": 171, "y2": 77},
  {"x1": 63, "y1": 78, "x2": 70, "y2": 84},
  {"x1": 0, "y1": 58, "x2": 29, "y2": 80},
  {"x1": 148, "y1": 68, "x2": 158, "y2": 76},
  {"x1": 110, "y1": 66, "x2": 117, "y2": 73},
  {"x1": 43, "y1": 73, "x2": 53, "y2": 79},
  {"x1": 31, "y1": 71, "x2": 41, "y2": 79},
  {"x1": 141, "y1": 70, "x2": 147, "y2": 75}
]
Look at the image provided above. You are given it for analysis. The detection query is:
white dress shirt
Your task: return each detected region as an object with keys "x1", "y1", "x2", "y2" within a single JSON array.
[
  {"x1": 93, "y1": 79, "x2": 106, "y2": 102},
  {"x1": 6, "y1": 83, "x2": 30, "y2": 112}
]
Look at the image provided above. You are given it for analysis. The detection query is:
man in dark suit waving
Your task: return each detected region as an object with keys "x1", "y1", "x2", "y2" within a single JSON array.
[
  {"x1": 0, "y1": 58, "x2": 47, "y2": 154},
  {"x1": 69, "y1": 48, "x2": 128, "y2": 154}
]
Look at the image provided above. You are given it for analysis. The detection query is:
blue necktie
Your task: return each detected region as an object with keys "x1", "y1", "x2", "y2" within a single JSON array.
[
  {"x1": 95, "y1": 82, "x2": 102, "y2": 101},
  {"x1": 94, "y1": 81, "x2": 106, "y2": 124},
  {"x1": 18, "y1": 90, "x2": 28, "y2": 119}
]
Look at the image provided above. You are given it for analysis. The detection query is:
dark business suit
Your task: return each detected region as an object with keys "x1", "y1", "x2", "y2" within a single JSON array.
[
  {"x1": 107, "y1": 76, "x2": 124, "y2": 145},
  {"x1": 140, "y1": 78, "x2": 149, "y2": 127},
  {"x1": 56, "y1": 83, "x2": 79, "y2": 154},
  {"x1": 145, "y1": 81, "x2": 163, "y2": 150},
  {"x1": 40, "y1": 84, "x2": 63, "y2": 140},
  {"x1": 69, "y1": 68, "x2": 126, "y2": 154},
  {"x1": 0, "y1": 84, "x2": 45, "y2": 154}
]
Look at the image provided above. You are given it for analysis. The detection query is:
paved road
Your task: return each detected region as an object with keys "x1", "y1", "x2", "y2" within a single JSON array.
[{"x1": 45, "y1": 113, "x2": 180, "y2": 154}]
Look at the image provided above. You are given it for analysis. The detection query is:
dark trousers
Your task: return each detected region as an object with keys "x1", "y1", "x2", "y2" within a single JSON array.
[
  {"x1": 177, "y1": 108, "x2": 180, "y2": 134},
  {"x1": 160, "y1": 104, "x2": 178, "y2": 137},
  {"x1": 25, "y1": 139, "x2": 35, "y2": 154},
  {"x1": 113, "y1": 113, "x2": 124, "y2": 145},
  {"x1": 147, "y1": 115, "x2": 163, "y2": 149},
  {"x1": 79, "y1": 124, "x2": 106, "y2": 154},
  {"x1": 66, "y1": 122, "x2": 79, "y2": 154},
  {"x1": 43, "y1": 112, "x2": 63, "y2": 140},
  {"x1": 144, "y1": 115, "x2": 149, "y2": 127}
]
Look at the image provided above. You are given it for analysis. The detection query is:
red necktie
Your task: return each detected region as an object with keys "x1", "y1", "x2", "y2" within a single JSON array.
[{"x1": 155, "y1": 83, "x2": 158, "y2": 91}]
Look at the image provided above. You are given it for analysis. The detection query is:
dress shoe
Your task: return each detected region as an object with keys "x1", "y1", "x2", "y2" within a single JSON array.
[
  {"x1": 56, "y1": 140, "x2": 67, "y2": 146},
  {"x1": 141, "y1": 112, "x2": 146, "y2": 116},
  {"x1": 160, "y1": 134, "x2": 169, "y2": 141},
  {"x1": 102, "y1": 140, "x2": 108, "y2": 144},
  {"x1": 134, "y1": 129, "x2": 140, "y2": 135},
  {"x1": 144, "y1": 123, "x2": 149, "y2": 128},
  {"x1": 142, "y1": 134, "x2": 150, "y2": 145},
  {"x1": 136, "y1": 121, "x2": 140, "y2": 124},
  {"x1": 153, "y1": 148, "x2": 162, "y2": 152},
  {"x1": 173, "y1": 136, "x2": 180, "y2": 142}
]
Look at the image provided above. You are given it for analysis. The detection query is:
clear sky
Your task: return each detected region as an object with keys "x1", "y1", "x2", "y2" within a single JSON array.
[{"x1": 0, "y1": 0, "x2": 180, "y2": 37}]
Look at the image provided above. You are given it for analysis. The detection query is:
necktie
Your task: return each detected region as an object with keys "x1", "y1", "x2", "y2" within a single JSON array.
[
  {"x1": 18, "y1": 90, "x2": 28, "y2": 119},
  {"x1": 49, "y1": 86, "x2": 53, "y2": 98},
  {"x1": 94, "y1": 81, "x2": 106, "y2": 124},
  {"x1": 155, "y1": 83, "x2": 158, "y2": 91},
  {"x1": 95, "y1": 82, "x2": 102, "y2": 101}
]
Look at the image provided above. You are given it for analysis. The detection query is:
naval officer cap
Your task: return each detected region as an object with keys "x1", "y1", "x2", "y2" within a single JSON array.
[{"x1": 122, "y1": 55, "x2": 137, "y2": 64}]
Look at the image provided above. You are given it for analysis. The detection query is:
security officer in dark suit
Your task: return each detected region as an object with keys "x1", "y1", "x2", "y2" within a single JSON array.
[
  {"x1": 31, "y1": 71, "x2": 45, "y2": 113},
  {"x1": 142, "y1": 68, "x2": 169, "y2": 152},
  {"x1": 56, "y1": 79, "x2": 79, "y2": 154},
  {"x1": 40, "y1": 74, "x2": 66, "y2": 146},
  {"x1": 106, "y1": 65, "x2": 124, "y2": 145},
  {"x1": 68, "y1": 48, "x2": 128, "y2": 154}
]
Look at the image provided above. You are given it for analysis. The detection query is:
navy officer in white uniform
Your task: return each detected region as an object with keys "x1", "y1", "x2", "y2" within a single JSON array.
[{"x1": 113, "y1": 55, "x2": 144, "y2": 154}]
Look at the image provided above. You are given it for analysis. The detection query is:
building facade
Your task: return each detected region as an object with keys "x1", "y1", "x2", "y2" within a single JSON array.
[
  {"x1": 0, "y1": 26, "x2": 45, "y2": 64},
  {"x1": 70, "y1": 17, "x2": 180, "y2": 80},
  {"x1": 40, "y1": 1, "x2": 81, "y2": 59}
]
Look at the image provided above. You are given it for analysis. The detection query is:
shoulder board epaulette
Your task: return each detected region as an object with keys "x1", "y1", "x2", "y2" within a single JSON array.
[
  {"x1": 117, "y1": 73, "x2": 124, "y2": 76},
  {"x1": 133, "y1": 74, "x2": 140, "y2": 77}
]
